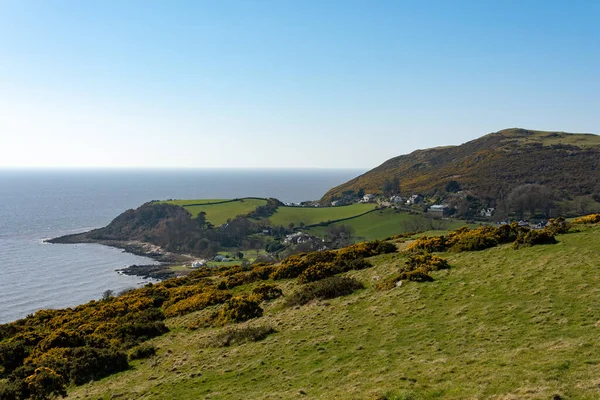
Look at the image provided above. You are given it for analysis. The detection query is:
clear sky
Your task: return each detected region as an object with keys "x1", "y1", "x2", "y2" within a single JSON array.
[{"x1": 0, "y1": 0, "x2": 598, "y2": 169}]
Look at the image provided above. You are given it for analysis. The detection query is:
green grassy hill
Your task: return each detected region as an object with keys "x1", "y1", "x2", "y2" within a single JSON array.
[
  {"x1": 306, "y1": 208, "x2": 474, "y2": 241},
  {"x1": 65, "y1": 224, "x2": 600, "y2": 400},
  {"x1": 321, "y1": 128, "x2": 600, "y2": 204},
  {"x1": 268, "y1": 203, "x2": 377, "y2": 227}
]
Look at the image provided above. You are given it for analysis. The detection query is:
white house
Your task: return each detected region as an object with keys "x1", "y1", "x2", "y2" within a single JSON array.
[
  {"x1": 406, "y1": 194, "x2": 423, "y2": 205},
  {"x1": 390, "y1": 195, "x2": 406, "y2": 203},
  {"x1": 191, "y1": 260, "x2": 206, "y2": 268},
  {"x1": 480, "y1": 208, "x2": 495, "y2": 217},
  {"x1": 362, "y1": 194, "x2": 376, "y2": 203}
]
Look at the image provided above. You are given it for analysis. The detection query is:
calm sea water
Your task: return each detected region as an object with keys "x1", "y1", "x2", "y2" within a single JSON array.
[{"x1": 0, "y1": 168, "x2": 362, "y2": 324}]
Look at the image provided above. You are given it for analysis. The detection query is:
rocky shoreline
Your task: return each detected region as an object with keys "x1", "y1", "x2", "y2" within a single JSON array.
[{"x1": 47, "y1": 232, "x2": 194, "y2": 280}]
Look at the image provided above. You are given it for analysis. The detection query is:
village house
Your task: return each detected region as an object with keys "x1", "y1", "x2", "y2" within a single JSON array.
[
  {"x1": 406, "y1": 194, "x2": 423, "y2": 205},
  {"x1": 361, "y1": 194, "x2": 376, "y2": 203},
  {"x1": 390, "y1": 195, "x2": 406, "y2": 203},
  {"x1": 480, "y1": 208, "x2": 495, "y2": 217}
]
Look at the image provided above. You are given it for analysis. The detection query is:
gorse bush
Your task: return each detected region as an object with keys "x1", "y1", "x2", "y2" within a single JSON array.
[
  {"x1": 513, "y1": 229, "x2": 557, "y2": 248},
  {"x1": 249, "y1": 284, "x2": 283, "y2": 302},
  {"x1": 407, "y1": 222, "x2": 564, "y2": 254},
  {"x1": 213, "y1": 297, "x2": 263, "y2": 326},
  {"x1": 163, "y1": 290, "x2": 231, "y2": 317},
  {"x1": 0, "y1": 271, "x2": 234, "y2": 399},
  {"x1": 573, "y1": 213, "x2": 600, "y2": 224},
  {"x1": 545, "y1": 217, "x2": 570, "y2": 234},
  {"x1": 297, "y1": 262, "x2": 341, "y2": 284},
  {"x1": 128, "y1": 344, "x2": 156, "y2": 361},
  {"x1": 284, "y1": 276, "x2": 364, "y2": 307},
  {"x1": 377, "y1": 253, "x2": 449, "y2": 290}
]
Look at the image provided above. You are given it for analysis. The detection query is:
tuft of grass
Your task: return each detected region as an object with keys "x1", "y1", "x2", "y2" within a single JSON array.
[{"x1": 206, "y1": 325, "x2": 276, "y2": 348}]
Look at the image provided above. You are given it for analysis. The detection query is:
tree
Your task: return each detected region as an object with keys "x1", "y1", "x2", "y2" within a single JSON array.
[
  {"x1": 101, "y1": 290, "x2": 114, "y2": 301},
  {"x1": 325, "y1": 224, "x2": 355, "y2": 248},
  {"x1": 445, "y1": 180, "x2": 461, "y2": 193},
  {"x1": 382, "y1": 177, "x2": 400, "y2": 197},
  {"x1": 506, "y1": 184, "x2": 554, "y2": 218}
]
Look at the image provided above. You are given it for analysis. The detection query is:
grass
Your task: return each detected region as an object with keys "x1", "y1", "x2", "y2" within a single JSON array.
[
  {"x1": 268, "y1": 203, "x2": 377, "y2": 227},
  {"x1": 165, "y1": 198, "x2": 268, "y2": 225},
  {"x1": 68, "y1": 226, "x2": 600, "y2": 400},
  {"x1": 308, "y1": 208, "x2": 475, "y2": 241},
  {"x1": 163, "y1": 199, "x2": 229, "y2": 206}
]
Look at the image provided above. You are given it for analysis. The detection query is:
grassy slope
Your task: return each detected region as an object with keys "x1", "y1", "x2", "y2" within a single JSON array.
[
  {"x1": 165, "y1": 199, "x2": 268, "y2": 225},
  {"x1": 268, "y1": 203, "x2": 377, "y2": 227},
  {"x1": 307, "y1": 209, "x2": 474, "y2": 241},
  {"x1": 69, "y1": 226, "x2": 600, "y2": 400}
]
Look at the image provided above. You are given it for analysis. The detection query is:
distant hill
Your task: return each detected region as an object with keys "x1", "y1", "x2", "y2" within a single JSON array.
[{"x1": 321, "y1": 128, "x2": 600, "y2": 204}]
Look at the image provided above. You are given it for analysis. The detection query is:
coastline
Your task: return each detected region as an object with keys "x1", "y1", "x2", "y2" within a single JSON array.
[{"x1": 46, "y1": 232, "x2": 194, "y2": 280}]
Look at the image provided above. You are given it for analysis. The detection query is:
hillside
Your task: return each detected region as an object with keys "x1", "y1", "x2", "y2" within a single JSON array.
[
  {"x1": 321, "y1": 128, "x2": 600, "y2": 204},
  {"x1": 4, "y1": 217, "x2": 596, "y2": 400}
]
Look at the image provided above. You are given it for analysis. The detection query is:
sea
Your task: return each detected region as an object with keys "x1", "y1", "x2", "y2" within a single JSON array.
[{"x1": 0, "y1": 168, "x2": 363, "y2": 324}]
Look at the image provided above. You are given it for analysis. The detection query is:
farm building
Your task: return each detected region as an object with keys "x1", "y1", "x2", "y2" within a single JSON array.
[{"x1": 428, "y1": 204, "x2": 450, "y2": 216}]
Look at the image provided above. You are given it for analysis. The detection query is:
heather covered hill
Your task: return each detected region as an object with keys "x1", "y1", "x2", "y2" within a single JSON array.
[{"x1": 321, "y1": 128, "x2": 600, "y2": 204}]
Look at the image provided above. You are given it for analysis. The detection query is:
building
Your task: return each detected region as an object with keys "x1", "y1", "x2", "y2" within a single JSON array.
[
  {"x1": 480, "y1": 208, "x2": 495, "y2": 217},
  {"x1": 428, "y1": 204, "x2": 450, "y2": 216},
  {"x1": 390, "y1": 195, "x2": 406, "y2": 203},
  {"x1": 362, "y1": 194, "x2": 376, "y2": 203},
  {"x1": 406, "y1": 194, "x2": 423, "y2": 205}
]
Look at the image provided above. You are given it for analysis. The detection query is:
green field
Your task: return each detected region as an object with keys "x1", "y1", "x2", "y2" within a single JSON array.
[
  {"x1": 164, "y1": 198, "x2": 268, "y2": 225},
  {"x1": 268, "y1": 203, "x2": 377, "y2": 227},
  {"x1": 164, "y1": 199, "x2": 229, "y2": 206},
  {"x1": 68, "y1": 226, "x2": 600, "y2": 399},
  {"x1": 308, "y1": 208, "x2": 474, "y2": 241}
]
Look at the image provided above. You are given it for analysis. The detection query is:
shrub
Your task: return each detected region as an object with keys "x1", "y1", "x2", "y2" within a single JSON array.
[
  {"x1": 376, "y1": 268, "x2": 434, "y2": 291},
  {"x1": 375, "y1": 241, "x2": 397, "y2": 254},
  {"x1": 128, "y1": 344, "x2": 156, "y2": 361},
  {"x1": 207, "y1": 325, "x2": 276, "y2": 347},
  {"x1": 545, "y1": 217, "x2": 570, "y2": 234},
  {"x1": 447, "y1": 227, "x2": 500, "y2": 252},
  {"x1": 403, "y1": 254, "x2": 449, "y2": 273},
  {"x1": 250, "y1": 263, "x2": 277, "y2": 280},
  {"x1": 250, "y1": 284, "x2": 283, "y2": 301},
  {"x1": 214, "y1": 297, "x2": 263, "y2": 326},
  {"x1": 406, "y1": 236, "x2": 447, "y2": 253},
  {"x1": 572, "y1": 213, "x2": 600, "y2": 224},
  {"x1": 24, "y1": 367, "x2": 67, "y2": 400},
  {"x1": 513, "y1": 229, "x2": 557, "y2": 249},
  {"x1": 284, "y1": 276, "x2": 364, "y2": 307},
  {"x1": 164, "y1": 290, "x2": 231, "y2": 317},
  {"x1": 297, "y1": 262, "x2": 341, "y2": 284}
]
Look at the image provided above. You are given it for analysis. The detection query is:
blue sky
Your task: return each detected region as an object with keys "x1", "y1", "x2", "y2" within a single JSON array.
[{"x1": 0, "y1": 0, "x2": 598, "y2": 168}]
